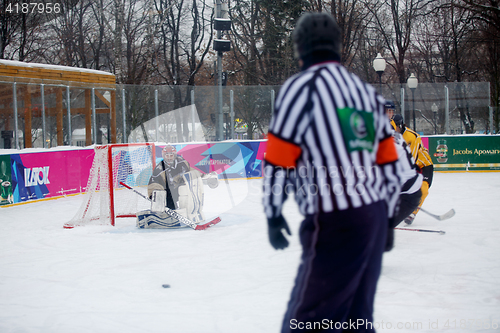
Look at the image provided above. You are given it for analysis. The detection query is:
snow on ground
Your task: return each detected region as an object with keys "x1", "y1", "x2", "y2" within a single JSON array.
[{"x1": 0, "y1": 173, "x2": 499, "y2": 333}]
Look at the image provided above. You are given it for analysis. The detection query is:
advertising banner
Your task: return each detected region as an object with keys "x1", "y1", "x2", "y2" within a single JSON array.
[
  {"x1": 1, "y1": 136, "x2": 496, "y2": 206},
  {"x1": 1, "y1": 142, "x2": 268, "y2": 205},
  {"x1": 427, "y1": 136, "x2": 500, "y2": 171},
  {"x1": 4, "y1": 149, "x2": 94, "y2": 204},
  {"x1": 157, "y1": 141, "x2": 267, "y2": 179},
  {"x1": 0, "y1": 155, "x2": 13, "y2": 206}
]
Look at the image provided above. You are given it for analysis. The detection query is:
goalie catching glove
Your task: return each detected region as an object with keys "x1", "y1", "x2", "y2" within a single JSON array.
[{"x1": 202, "y1": 171, "x2": 219, "y2": 189}]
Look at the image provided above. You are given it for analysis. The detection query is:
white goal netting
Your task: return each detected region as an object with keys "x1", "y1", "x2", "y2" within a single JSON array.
[{"x1": 65, "y1": 144, "x2": 155, "y2": 228}]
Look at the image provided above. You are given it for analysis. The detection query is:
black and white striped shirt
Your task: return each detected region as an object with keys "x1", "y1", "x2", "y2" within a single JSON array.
[{"x1": 263, "y1": 61, "x2": 401, "y2": 219}]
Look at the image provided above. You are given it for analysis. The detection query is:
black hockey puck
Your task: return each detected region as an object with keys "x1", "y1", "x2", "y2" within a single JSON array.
[{"x1": 162, "y1": 284, "x2": 171, "y2": 288}]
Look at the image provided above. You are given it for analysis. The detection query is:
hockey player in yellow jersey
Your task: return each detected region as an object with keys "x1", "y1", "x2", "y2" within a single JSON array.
[{"x1": 391, "y1": 114, "x2": 434, "y2": 224}]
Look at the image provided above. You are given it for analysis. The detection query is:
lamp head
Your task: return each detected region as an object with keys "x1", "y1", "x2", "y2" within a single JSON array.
[
  {"x1": 407, "y1": 73, "x2": 418, "y2": 89},
  {"x1": 373, "y1": 53, "x2": 386, "y2": 73}
]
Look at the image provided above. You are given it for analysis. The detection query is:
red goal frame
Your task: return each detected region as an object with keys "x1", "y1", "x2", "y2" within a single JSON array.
[
  {"x1": 106, "y1": 143, "x2": 156, "y2": 225},
  {"x1": 64, "y1": 143, "x2": 156, "y2": 228}
]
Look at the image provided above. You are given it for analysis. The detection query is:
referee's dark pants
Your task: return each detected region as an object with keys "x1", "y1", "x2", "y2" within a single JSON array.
[{"x1": 281, "y1": 200, "x2": 387, "y2": 333}]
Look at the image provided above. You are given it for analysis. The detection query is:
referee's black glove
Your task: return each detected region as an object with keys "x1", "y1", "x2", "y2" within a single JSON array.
[{"x1": 267, "y1": 215, "x2": 291, "y2": 250}]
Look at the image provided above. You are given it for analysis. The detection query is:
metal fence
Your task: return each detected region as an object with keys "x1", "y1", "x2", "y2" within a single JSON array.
[
  {"x1": 113, "y1": 84, "x2": 281, "y2": 144},
  {"x1": 379, "y1": 82, "x2": 494, "y2": 135},
  {"x1": 0, "y1": 78, "x2": 497, "y2": 150}
]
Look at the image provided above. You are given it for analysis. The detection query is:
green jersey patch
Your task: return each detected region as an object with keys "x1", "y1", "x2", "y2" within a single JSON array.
[{"x1": 336, "y1": 107, "x2": 375, "y2": 153}]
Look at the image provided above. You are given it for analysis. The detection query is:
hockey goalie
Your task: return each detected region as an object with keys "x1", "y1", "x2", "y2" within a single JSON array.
[{"x1": 136, "y1": 145, "x2": 218, "y2": 229}]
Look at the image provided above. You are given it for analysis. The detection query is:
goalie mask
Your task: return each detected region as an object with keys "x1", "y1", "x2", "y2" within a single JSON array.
[{"x1": 162, "y1": 145, "x2": 177, "y2": 165}]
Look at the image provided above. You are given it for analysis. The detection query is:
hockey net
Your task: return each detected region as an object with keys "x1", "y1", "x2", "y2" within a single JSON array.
[{"x1": 64, "y1": 143, "x2": 155, "y2": 228}]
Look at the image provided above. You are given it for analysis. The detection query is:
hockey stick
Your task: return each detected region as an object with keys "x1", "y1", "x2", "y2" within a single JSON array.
[
  {"x1": 395, "y1": 227, "x2": 446, "y2": 235},
  {"x1": 419, "y1": 208, "x2": 455, "y2": 221},
  {"x1": 119, "y1": 182, "x2": 221, "y2": 230}
]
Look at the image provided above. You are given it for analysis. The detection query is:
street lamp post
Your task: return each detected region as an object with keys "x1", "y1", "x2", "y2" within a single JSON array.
[
  {"x1": 407, "y1": 73, "x2": 418, "y2": 132},
  {"x1": 223, "y1": 103, "x2": 230, "y2": 140},
  {"x1": 373, "y1": 53, "x2": 386, "y2": 94},
  {"x1": 213, "y1": 0, "x2": 231, "y2": 141},
  {"x1": 431, "y1": 103, "x2": 438, "y2": 135}
]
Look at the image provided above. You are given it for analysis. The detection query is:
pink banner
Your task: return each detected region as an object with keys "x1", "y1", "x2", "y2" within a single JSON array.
[{"x1": 10, "y1": 149, "x2": 94, "y2": 202}]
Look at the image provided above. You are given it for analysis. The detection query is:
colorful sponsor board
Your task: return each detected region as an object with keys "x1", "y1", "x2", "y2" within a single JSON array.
[
  {"x1": 1, "y1": 136, "x2": 496, "y2": 206},
  {"x1": 156, "y1": 141, "x2": 267, "y2": 179},
  {"x1": 0, "y1": 141, "x2": 268, "y2": 205},
  {"x1": 0, "y1": 155, "x2": 13, "y2": 206},
  {"x1": 0, "y1": 149, "x2": 94, "y2": 205},
  {"x1": 427, "y1": 136, "x2": 500, "y2": 171}
]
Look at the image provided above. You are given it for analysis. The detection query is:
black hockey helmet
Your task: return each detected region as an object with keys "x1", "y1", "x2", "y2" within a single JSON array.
[
  {"x1": 392, "y1": 114, "x2": 403, "y2": 127},
  {"x1": 292, "y1": 12, "x2": 341, "y2": 59},
  {"x1": 384, "y1": 100, "x2": 396, "y2": 119},
  {"x1": 384, "y1": 100, "x2": 395, "y2": 110},
  {"x1": 390, "y1": 114, "x2": 405, "y2": 133}
]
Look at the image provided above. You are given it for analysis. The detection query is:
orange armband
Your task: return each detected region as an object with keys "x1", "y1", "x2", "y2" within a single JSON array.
[
  {"x1": 265, "y1": 133, "x2": 302, "y2": 168},
  {"x1": 376, "y1": 137, "x2": 398, "y2": 165}
]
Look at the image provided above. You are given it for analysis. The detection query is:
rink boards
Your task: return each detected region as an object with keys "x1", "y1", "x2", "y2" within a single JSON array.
[
  {"x1": 0, "y1": 141, "x2": 266, "y2": 206},
  {"x1": 1, "y1": 136, "x2": 499, "y2": 206}
]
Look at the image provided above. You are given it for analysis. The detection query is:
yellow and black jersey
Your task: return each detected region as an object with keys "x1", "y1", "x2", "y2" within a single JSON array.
[
  {"x1": 401, "y1": 128, "x2": 421, "y2": 161},
  {"x1": 416, "y1": 146, "x2": 433, "y2": 169},
  {"x1": 401, "y1": 127, "x2": 433, "y2": 169}
]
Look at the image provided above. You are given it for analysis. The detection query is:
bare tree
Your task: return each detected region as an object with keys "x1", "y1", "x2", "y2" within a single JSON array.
[
  {"x1": 88, "y1": 0, "x2": 110, "y2": 70},
  {"x1": 0, "y1": 0, "x2": 19, "y2": 59},
  {"x1": 0, "y1": 0, "x2": 50, "y2": 61},
  {"x1": 153, "y1": 0, "x2": 214, "y2": 141},
  {"x1": 363, "y1": 0, "x2": 435, "y2": 84},
  {"x1": 456, "y1": 0, "x2": 500, "y2": 132},
  {"x1": 330, "y1": 0, "x2": 370, "y2": 70},
  {"x1": 184, "y1": 0, "x2": 213, "y2": 87},
  {"x1": 113, "y1": 0, "x2": 126, "y2": 79},
  {"x1": 228, "y1": 0, "x2": 308, "y2": 138},
  {"x1": 46, "y1": 0, "x2": 93, "y2": 67},
  {"x1": 230, "y1": 0, "x2": 309, "y2": 86},
  {"x1": 425, "y1": 1, "x2": 483, "y2": 133},
  {"x1": 230, "y1": 0, "x2": 263, "y2": 85}
]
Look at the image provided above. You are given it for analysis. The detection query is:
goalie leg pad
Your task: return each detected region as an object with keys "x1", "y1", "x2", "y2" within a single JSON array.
[
  {"x1": 179, "y1": 171, "x2": 205, "y2": 223},
  {"x1": 136, "y1": 210, "x2": 185, "y2": 229}
]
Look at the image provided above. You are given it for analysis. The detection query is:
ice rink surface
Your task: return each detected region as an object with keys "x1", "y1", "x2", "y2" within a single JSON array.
[{"x1": 1, "y1": 172, "x2": 499, "y2": 332}]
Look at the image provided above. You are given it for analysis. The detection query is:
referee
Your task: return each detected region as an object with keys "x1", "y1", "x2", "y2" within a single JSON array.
[{"x1": 263, "y1": 12, "x2": 401, "y2": 332}]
